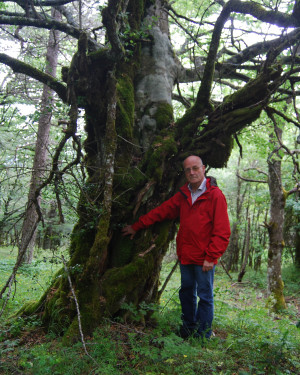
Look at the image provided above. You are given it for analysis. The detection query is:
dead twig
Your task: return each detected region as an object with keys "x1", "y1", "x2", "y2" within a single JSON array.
[
  {"x1": 61, "y1": 255, "x2": 98, "y2": 365},
  {"x1": 138, "y1": 244, "x2": 156, "y2": 257}
]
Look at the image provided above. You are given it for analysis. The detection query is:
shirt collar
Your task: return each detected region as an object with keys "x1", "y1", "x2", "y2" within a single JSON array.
[{"x1": 188, "y1": 177, "x2": 207, "y2": 192}]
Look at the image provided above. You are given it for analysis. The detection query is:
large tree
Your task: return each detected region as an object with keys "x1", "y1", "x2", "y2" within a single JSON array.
[{"x1": 0, "y1": 0, "x2": 300, "y2": 339}]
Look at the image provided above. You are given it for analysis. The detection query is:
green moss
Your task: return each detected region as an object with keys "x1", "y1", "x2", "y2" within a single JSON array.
[
  {"x1": 62, "y1": 287, "x2": 103, "y2": 344},
  {"x1": 127, "y1": 0, "x2": 145, "y2": 29},
  {"x1": 110, "y1": 235, "x2": 135, "y2": 267},
  {"x1": 153, "y1": 220, "x2": 171, "y2": 247},
  {"x1": 115, "y1": 72, "x2": 138, "y2": 170},
  {"x1": 88, "y1": 48, "x2": 111, "y2": 64},
  {"x1": 145, "y1": 133, "x2": 178, "y2": 181},
  {"x1": 203, "y1": 135, "x2": 233, "y2": 168},
  {"x1": 117, "y1": 166, "x2": 146, "y2": 191},
  {"x1": 112, "y1": 166, "x2": 147, "y2": 211},
  {"x1": 154, "y1": 103, "x2": 173, "y2": 130},
  {"x1": 15, "y1": 300, "x2": 40, "y2": 317},
  {"x1": 116, "y1": 74, "x2": 135, "y2": 138},
  {"x1": 102, "y1": 257, "x2": 149, "y2": 314},
  {"x1": 101, "y1": 220, "x2": 174, "y2": 319},
  {"x1": 266, "y1": 279, "x2": 287, "y2": 312}
]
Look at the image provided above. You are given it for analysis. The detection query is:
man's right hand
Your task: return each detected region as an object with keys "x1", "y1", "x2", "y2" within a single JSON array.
[{"x1": 122, "y1": 225, "x2": 136, "y2": 240}]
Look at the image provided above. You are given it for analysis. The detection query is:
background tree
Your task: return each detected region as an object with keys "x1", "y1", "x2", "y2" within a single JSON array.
[
  {"x1": 223, "y1": 156, "x2": 247, "y2": 271},
  {"x1": 231, "y1": 116, "x2": 299, "y2": 310},
  {"x1": 0, "y1": 0, "x2": 299, "y2": 339},
  {"x1": 18, "y1": 7, "x2": 61, "y2": 264}
]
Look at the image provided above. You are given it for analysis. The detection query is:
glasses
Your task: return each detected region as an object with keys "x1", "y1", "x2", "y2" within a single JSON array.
[{"x1": 184, "y1": 166, "x2": 202, "y2": 174}]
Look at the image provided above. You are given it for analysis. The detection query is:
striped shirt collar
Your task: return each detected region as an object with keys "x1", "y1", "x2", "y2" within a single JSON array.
[
  {"x1": 188, "y1": 178, "x2": 207, "y2": 204},
  {"x1": 188, "y1": 177, "x2": 207, "y2": 193}
]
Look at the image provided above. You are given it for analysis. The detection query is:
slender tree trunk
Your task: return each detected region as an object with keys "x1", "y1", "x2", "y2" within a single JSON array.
[
  {"x1": 239, "y1": 197, "x2": 250, "y2": 268},
  {"x1": 18, "y1": 8, "x2": 61, "y2": 264},
  {"x1": 294, "y1": 192, "x2": 300, "y2": 268},
  {"x1": 238, "y1": 217, "x2": 251, "y2": 282},
  {"x1": 266, "y1": 129, "x2": 286, "y2": 311},
  {"x1": 224, "y1": 156, "x2": 244, "y2": 271},
  {"x1": 225, "y1": 221, "x2": 238, "y2": 270},
  {"x1": 0, "y1": 195, "x2": 13, "y2": 245},
  {"x1": 42, "y1": 200, "x2": 60, "y2": 250},
  {"x1": 0, "y1": 170, "x2": 19, "y2": 245},
  {"x1": 295, "y1": 227, "x2": 300, "y2": 268}
]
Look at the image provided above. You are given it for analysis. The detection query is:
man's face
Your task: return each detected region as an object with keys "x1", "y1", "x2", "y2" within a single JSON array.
[{"x1": 183, "y1": 156, "x2": 206, "y2": 188}]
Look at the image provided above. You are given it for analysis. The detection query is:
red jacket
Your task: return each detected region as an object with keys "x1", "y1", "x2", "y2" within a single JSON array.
[{"x1": 132, "y1": 178, "x2": 231, "y2": 265}]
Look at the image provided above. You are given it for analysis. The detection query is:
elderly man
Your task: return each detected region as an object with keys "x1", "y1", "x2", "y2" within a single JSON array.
[{"x1": 122, "y1": 155, "x2": 231, "y2": 339}]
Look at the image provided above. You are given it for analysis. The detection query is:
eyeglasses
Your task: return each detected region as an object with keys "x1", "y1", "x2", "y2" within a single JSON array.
[{"x1": 184, "y1": 166, "x2": 202, "y2": 174}]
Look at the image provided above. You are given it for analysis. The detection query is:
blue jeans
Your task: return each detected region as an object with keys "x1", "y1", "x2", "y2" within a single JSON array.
[{"x1": 179, "y1": 263, "x2": 215, "y2": 338}]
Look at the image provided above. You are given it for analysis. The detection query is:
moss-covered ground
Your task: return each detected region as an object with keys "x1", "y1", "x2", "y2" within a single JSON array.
[{"x1": 0, "y1": 246, "x2": 299, "y2": 375}]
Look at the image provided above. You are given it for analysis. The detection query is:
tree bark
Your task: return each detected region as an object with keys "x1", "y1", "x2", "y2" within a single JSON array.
[{"x1": 266, "y1": 129, "x2": 287, "y2": 311}]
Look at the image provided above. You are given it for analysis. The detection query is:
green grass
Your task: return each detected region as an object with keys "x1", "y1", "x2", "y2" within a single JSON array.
[
  {"x1": 0, "y1": 247, "x2": 299, "y2": 375},
  {"x1": 0, "y1": 247, "x2": 64, "y2": 320}
]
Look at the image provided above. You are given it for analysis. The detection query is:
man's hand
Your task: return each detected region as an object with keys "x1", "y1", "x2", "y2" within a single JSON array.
[
  {"x1": 202, "y1": 260, "x2": 214, "y2": 272},
  {"x1": 122, "y1": 225, "x2": 136, "y2": 240}
]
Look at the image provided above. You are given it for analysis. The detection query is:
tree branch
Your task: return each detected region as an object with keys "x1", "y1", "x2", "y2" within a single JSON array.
[
  {"x1": 230, "y1": 0, "x2": 300, "y2": 28},
  {"x1": 0, "y1": 14, "x2": 99, "y2": 50},
  {"x1": 243, "y1": 167, "x2": 268, "y2": 177},
  {"x1": 195, "y1": 0, "x2": 233, "y2": 108},
  {"x1": 224, "y1": 28, "x2": 300, "y2": 68},
  {"x1": 0, "y1": 53, "x2": 67, "y2": 102},
  {"x1": 265, "y1": 107, "x2": 300, "y2": 177},
  {"x1": 1, "y1": 0, "x2": 74, "y2": 6},
  {"x1": 266, "y1": 106, "x2": 300, "y2": 129},
  {"x1": 101, "y1": 0, "x2": 125, "y2": 60},
  {"x1": 236, "y1": 173, "x2": 268, "y2": 184}
]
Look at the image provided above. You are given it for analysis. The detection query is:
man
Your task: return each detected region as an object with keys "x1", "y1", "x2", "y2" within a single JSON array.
[{"x1": 122, "y1": 155, "x2": 231, "y2": 339}]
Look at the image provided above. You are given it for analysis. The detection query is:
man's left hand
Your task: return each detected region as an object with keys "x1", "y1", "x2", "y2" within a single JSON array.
[{"x1": 202, "y1": 260, "x2": 214, "y2": 272}]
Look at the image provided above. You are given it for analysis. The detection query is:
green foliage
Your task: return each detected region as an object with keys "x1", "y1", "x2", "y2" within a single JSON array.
[{"x1": 120, "y1": 301, "x2": 160, "y2": 323}]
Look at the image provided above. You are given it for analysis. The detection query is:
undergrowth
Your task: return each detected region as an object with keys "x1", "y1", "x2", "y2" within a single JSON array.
[{"x1": 0, "y1": 247, "x2": 299, "y2": 375}]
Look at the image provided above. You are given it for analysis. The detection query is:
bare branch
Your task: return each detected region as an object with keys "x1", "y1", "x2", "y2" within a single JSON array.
[
  {"x1": 243, "y1": 167, "x2": 268, "y2": 177},
  {"x1": 266, "y1": 106, "x2": 300, "y2": 129},
  {"x1": 236, "y1": 172, "x2": 268, "y2": 184},
  {"x1": 265, "y1": 108, "x2": 300, "y2": 178}
]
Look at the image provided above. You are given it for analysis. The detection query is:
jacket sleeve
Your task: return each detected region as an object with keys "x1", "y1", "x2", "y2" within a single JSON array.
[
  {"x1": 132, "y1": 193, "x2": 181, "y2": 232},
  {"x1": 205, "y1": 190, "x2": 231, "y2": 263}
]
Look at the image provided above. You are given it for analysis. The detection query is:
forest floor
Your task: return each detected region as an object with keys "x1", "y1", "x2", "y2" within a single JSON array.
[{"x1": 0, "y1": 246, "x2": 299, "y2": 375}]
